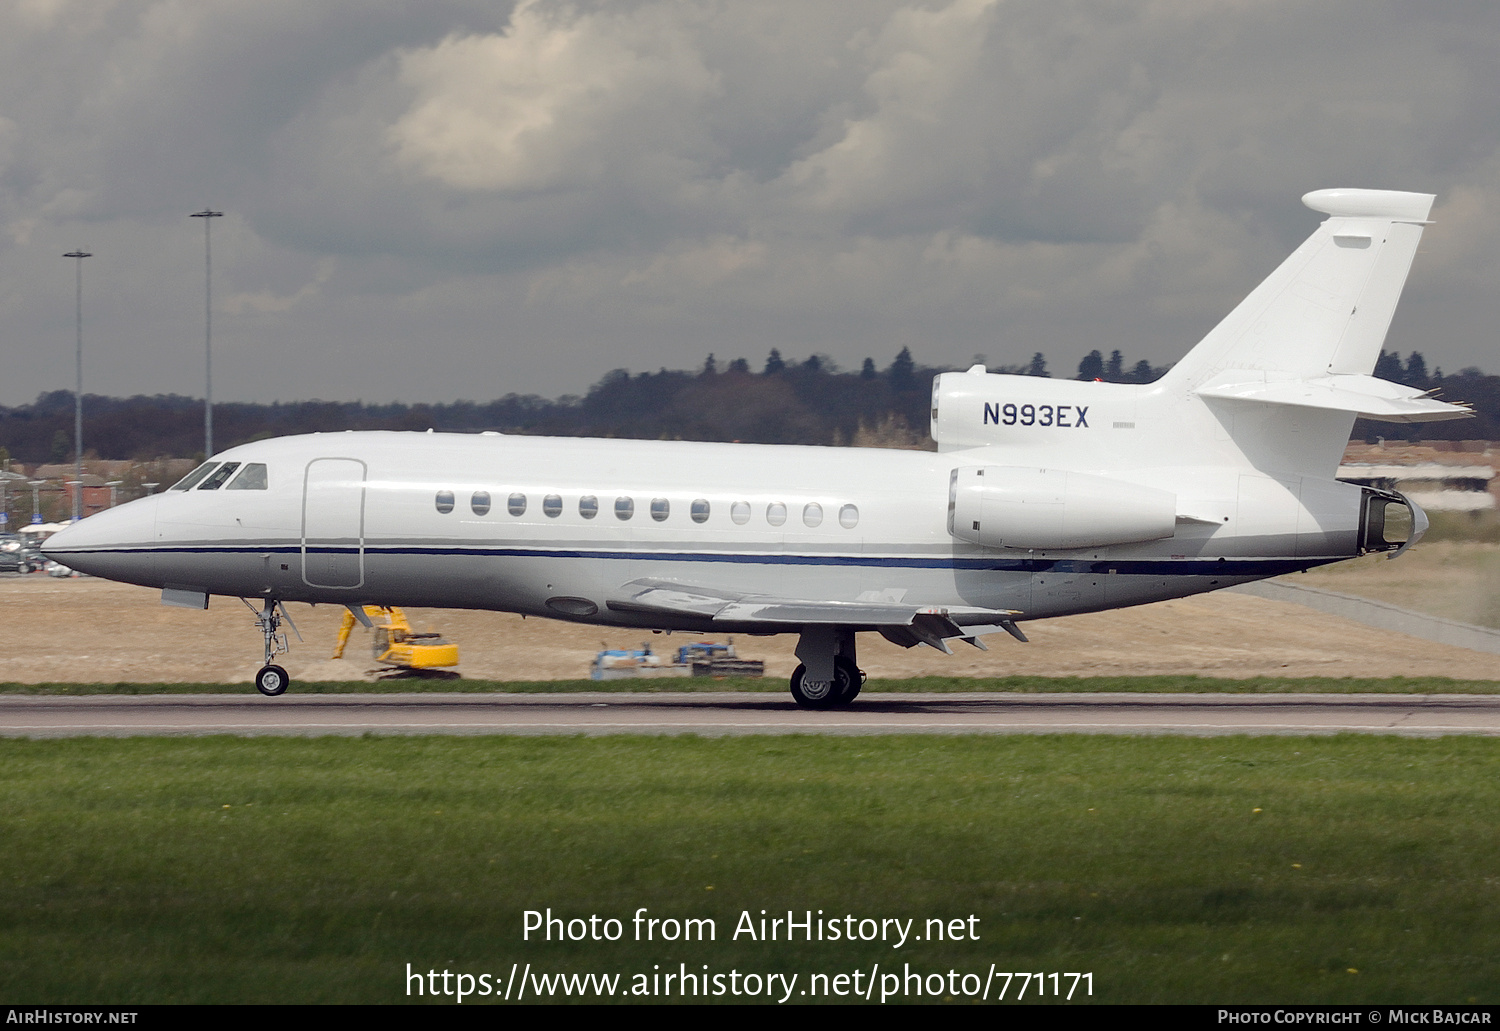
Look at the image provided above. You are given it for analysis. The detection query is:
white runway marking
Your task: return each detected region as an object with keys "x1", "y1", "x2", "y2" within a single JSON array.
[{"x1": 3, "y1": 692, "x2": 1500, "y2": 737}]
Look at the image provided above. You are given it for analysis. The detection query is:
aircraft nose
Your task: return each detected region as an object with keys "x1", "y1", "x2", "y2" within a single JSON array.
[{"x1": 42, "y1": 495, "x2": 160, "y2": 587}]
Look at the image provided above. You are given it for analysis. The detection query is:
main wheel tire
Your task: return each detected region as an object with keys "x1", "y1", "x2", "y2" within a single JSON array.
[
  {"x1": 790, "y1": 663, "x2": 832, "y2": 709},
  {"x1": 834, "y1": 656, "x2": 865, "y2": 703},
  {"x1": 790, "y1": 660, "x2": 861, "y2": 709},
  {"x1": 255, "y1": 664, "x2": 290, "y2": 697}
]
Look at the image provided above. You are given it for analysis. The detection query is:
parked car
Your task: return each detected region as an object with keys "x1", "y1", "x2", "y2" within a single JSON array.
[{"x1": 0, "y1": 549, "x2": 39, "y2": 574}]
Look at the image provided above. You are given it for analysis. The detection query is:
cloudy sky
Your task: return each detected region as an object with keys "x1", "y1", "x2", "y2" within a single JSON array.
[{"x1": 1, "y1": 0, "x2": 1497, "y2": 407}]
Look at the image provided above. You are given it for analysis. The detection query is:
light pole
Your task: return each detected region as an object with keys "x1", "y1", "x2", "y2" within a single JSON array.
[
  {"x1": 190, "y1": 209, "x2": 223, "y2": 458},
  {"x1": 0, "y1": 474, "x2": 23, "y2": 533},
  {"x1": 63, "y1": 249, "x2": 91, "y2": 521}
]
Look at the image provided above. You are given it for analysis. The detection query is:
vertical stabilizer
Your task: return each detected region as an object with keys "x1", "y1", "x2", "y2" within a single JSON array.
[{"x1": 1163, "y1": 189, "x2": 1434, "y2": 390}]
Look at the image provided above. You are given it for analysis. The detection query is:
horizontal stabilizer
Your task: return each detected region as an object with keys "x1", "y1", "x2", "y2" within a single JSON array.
[
  {"x1": 607, "y1": 578, "x2": 1019, "y2": 644},
  {"x1": 1195, "y1": 371, "x2": 1472, "y2": 423},
  {"x1": 1301, "y1": 188, "x2": 1435, "y2": 221}
]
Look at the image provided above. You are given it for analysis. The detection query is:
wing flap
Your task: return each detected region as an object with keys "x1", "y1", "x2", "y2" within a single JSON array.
[
  {"x1": 606, "y1": 578, "x2": 1020, "y2": 644},
  {"x1": 606, "y1": 582, "x2": 739, "y2": 619}
]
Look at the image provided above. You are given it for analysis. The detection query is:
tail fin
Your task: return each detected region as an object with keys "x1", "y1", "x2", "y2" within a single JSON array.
[
  {"x1": 1164, "y1": 189, "x2": 1434, "y2": 390},
  {"x1": 928, "y1": 190, "x2": 1465, "y2": 477}
]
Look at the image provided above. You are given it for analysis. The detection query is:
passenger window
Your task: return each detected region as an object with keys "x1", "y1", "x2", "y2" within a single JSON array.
[
  {"x1": 435, "y1": 490, "x2": 455, "y2": 514},
  {"x1": 198, "y1": 462, "x2": 241, "y2": 490},
  {"x1": 171, "y1": 462, "x2": 218, "y2": 491},
  {"x1": 471, "y1": 491, "x2": 492, "y2": 516},
  {"x1": 650, "y1": 498, "x2": 669, "y2": 522},
  {"x1": 579, "y1": 495, "x2": 598, "y2": 519},
  {"x1": 766, "y1": 502, "x2": 787, "y2": 527},
  {"x1": 690, "y1": 499, "x2": 710, "y2": 524},
  {"x1": 226, "y1": 463, "x2": 268, "y2": 490},
  {"x1": 615, "y1": 497, "x2": 634, "y2": 520},
  {"x1": 543, "y1": 495, "x2": 562, "y2": 518},
  {"x1": 803, "y1": 502, "x2": 822, "y2": 527},
  {"x1": 731, "y1": 501, "x2": 750, "y2": 525},
  {"x1": 508, "y1": 493, "x2": 527, "y2": 516},
  {"x1": 839, "y1": 504, "x2": 859, "y2": 529}
]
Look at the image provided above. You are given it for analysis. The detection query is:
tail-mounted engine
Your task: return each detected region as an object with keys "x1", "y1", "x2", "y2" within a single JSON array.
[
  {"x1": 948, "y1": 466, "x2": 1178, "y2": 550},
  {"x1": 929, "y1": 368, "x2": 1136, "y2": 452}
]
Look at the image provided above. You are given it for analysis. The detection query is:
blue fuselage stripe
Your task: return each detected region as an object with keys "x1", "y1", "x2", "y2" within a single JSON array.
[{"x1": 48, "y1": 543, "x2": 1332, "y2": 577}]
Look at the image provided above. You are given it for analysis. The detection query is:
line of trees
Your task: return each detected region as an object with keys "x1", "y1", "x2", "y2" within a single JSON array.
[{"x1": 0, "y1": 347, "x2": 1488, "y2": 465}]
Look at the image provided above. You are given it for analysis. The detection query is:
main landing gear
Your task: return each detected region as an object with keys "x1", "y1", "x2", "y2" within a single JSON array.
[
  {"x1": 789, "y1": 627, "x2": 865, "y2": 710},
  {"x1": 243, "y1": 598, "x2": 299, "y2": 697}
]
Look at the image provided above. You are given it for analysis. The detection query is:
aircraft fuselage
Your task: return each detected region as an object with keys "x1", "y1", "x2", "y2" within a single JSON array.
[{"x1": 46, "y1": 429, "x2": 1371, "y2": 631}]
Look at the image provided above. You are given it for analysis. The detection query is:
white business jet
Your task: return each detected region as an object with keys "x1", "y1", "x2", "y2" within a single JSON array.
[{"x1": 44, "y1": 189, "x2": 1469, "y2": 705}]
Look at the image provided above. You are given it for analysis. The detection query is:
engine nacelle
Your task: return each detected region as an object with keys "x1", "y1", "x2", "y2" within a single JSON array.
[
  {"x1": 948, "y1": 466, "x2": 1178, "y2": 550},
  {"x1": 930, "y1": 368, "x2": 1138, "y2": 452}
]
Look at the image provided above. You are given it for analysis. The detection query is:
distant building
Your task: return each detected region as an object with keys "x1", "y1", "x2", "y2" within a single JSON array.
[
  {"x1": 25, "y1": 467, "x2": 111, "y2": 518},
  {"x1": 0, "y1": 469, "x2": 29, "y2": 531},
  {"x1": 1340, "y1": 441, "x2": 1497, "y2": 512},
  {"x1": 11, "y1": 459, "x2": 194, "y2": 522}
]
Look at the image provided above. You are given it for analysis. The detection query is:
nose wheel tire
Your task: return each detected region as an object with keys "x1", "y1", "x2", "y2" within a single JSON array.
[
  {"x1": 255, "y1": 664, "x2": 290, "y2": 697},
  {"x1": 789, "y1": 657, "x2": 863, "y2": 709}
]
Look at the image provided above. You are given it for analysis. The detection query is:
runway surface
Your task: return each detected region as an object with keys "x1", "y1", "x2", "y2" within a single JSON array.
[{"x1": 3, "y1": 692, "x2": 1500, "y2": 737}]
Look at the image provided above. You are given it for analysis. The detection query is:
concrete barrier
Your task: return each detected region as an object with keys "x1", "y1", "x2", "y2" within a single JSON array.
[{"x1": 1229, "y1": 580, "x2": 1500, "y2": 656}]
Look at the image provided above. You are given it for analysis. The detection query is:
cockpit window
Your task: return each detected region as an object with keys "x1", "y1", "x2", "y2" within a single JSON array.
[
  {"x1": 198, "y1": 462, "x2": 241, "y2": 490},
  {"x1": 226, "y1": 463, "x2": 268, "y2": 490},
  {"x1": 170, "y1": 462, "x2": 218, "y2": 491}
]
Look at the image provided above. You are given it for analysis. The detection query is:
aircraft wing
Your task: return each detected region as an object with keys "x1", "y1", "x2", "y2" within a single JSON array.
[{"x1": 605, "y1": 578, "x2": 1024, "y2": 652}]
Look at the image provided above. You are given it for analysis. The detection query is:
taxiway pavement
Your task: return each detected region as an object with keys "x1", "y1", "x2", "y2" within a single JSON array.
[{"x1": 2, "y1": 692, "x2": 1500, "y2": 737}]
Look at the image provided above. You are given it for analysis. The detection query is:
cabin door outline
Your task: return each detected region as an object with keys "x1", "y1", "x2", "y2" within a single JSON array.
[{"x1": 302, "y1": 458, "x2": 367, "y2": 588}]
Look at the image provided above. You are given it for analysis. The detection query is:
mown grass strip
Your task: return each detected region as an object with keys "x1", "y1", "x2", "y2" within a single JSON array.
[
  {"x1": 1, "y1": 734, "x2": 1498, "y2": 1004},
  {"x1": 1, "y1": 674, "x2": 1497, "y2": 695}
]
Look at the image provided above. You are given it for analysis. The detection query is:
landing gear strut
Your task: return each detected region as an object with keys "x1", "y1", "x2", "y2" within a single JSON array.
[
  {"x1": 244, "y1": 598, "x2": 299, "y2": 697},
  {"x1": 789, "y1": 628, "x2": 864, "y2": 709}
]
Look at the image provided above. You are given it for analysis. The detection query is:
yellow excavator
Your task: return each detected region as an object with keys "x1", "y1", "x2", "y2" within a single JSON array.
[{"x1": 332, "y1": 606, "x2": 459, "y2": 677}]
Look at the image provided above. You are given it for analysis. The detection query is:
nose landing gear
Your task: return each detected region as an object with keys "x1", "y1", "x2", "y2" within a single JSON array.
[
  {"x1": 242, "y1": 598, "x2": 300, "y2": 697},
  {"x1": 256, "y1": 663, "x2": 289, "y2": 697}
]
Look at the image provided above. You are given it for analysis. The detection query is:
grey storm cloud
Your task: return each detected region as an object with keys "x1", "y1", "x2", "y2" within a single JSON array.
[{"x1": 1, "y1": 0, "x2": 1497, "y2": 407}]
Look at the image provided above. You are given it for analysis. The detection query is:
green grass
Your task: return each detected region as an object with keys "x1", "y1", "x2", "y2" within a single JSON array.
[
  {"x1": 2, "y1": 674, "x2": 1497, "y2": 694},
  {"x1": 1422, "y1": 510, "x2": 1500, "y2": 544},
  {"x1": 1, "y1": 735, "x2": 1499, "y2": 1004},
  {"x1": 1294, "y1": 540, "x2": 1500, "y2": 629}
]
